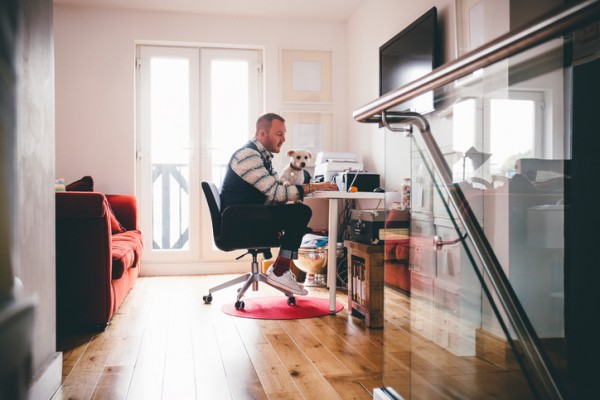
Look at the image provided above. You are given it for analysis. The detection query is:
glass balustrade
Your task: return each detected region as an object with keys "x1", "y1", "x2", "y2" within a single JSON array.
[{"x1": 371, "y1": 6, "x2": 599, "y2": 398}]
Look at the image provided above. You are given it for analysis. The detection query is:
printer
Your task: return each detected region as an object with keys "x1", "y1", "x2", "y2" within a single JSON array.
[{"x1": 314, "y1": 152, "x2": 363, "y2": 182}]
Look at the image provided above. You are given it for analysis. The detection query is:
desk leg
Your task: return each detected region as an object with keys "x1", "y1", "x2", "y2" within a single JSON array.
[{"x1": 327, "y1": 198, "x2": 338, "y2": 314}]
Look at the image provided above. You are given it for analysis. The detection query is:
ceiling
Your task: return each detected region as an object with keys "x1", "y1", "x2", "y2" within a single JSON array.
[{"x1": 53, "y1": 0, "x2": 365, "y2": 20}]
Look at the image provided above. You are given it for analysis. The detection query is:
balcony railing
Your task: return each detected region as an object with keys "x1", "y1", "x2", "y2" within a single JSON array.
[{"x1": 152, "y1": 163, "x2": 189, "y2": 250}]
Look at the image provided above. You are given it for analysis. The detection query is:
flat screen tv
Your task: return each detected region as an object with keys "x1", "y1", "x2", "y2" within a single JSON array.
[{"x1": 379, "y1": 7, "x2": 439, "y2": 114}]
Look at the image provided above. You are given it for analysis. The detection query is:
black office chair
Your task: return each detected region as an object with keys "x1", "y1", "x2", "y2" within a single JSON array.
[{"x1": 201, "y1": 181, "x2": 296, "y2": 309}]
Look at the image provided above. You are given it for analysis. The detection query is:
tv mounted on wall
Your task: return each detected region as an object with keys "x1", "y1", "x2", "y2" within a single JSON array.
[{"x1": 379, "y1": 7, "x2": 439, "y2": 115}]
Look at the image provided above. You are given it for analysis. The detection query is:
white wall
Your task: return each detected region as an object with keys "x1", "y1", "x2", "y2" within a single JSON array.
[
  {"x1": 54, "y1": 1, "x2": 465, "y2": 195},
  {"x1": 54, "y1": 5, "x2": 349, "y2": 194},
  {"x1": 346, "y1": 0, "x2": 456, "y2": 191},
  {"x1": 55, "y1": 0, "x2": 469, "y2": 194}
]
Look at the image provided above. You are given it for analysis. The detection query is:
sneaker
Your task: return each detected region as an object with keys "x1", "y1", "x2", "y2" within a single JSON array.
[{"x1": 266, "y1": 268, "x2": 308, "y2": 296}]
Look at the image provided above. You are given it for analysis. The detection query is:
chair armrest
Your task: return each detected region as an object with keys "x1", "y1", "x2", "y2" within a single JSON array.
[{"x1": 106, "y1": 194, "x2": 139, "y2": 231}]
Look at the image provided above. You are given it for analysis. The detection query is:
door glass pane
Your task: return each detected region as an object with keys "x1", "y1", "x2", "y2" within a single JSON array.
[
  {"x1": 150, "y1": 58, "x2": 190, "y2": 250},
  {"x1": 209, "y1": 60, "x2": 249, "y2": 184}
]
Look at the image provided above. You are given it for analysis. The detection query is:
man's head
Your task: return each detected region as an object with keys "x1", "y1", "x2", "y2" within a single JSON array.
[{"x1": 255, "y1": 113, "x2": 286, "y2": 154}]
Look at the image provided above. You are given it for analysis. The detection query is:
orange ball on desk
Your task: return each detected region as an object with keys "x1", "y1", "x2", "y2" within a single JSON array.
[{"x1": 349, "y1": 186, "x2": 358, "y2": 192}]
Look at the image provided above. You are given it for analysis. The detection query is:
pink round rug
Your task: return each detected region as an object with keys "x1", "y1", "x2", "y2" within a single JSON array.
[{"x1": 221, "y1": 296, "x2": 344, "y2": 320}]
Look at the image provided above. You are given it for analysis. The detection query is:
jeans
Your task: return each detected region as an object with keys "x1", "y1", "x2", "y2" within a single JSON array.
[{"x1": 265, "y1": 202, "x2": 312, "y2": 258}]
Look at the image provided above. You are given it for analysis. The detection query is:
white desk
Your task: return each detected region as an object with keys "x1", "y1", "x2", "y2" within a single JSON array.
[{"x1": 310, "y1": 191, "x2": 385, "y2": 313}]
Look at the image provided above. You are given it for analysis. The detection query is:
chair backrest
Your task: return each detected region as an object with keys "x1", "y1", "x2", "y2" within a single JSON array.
[{"x1": 201, "y1": 181, "x2": 222, "y2": 238}]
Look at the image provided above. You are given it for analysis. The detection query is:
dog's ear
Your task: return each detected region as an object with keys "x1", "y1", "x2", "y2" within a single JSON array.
[
  {"x1": 307, "y1": 151, "x2": 312, "y2": 159},
  {"x1": 287, "y1": 149, "x2": 295, "y2": 157}
]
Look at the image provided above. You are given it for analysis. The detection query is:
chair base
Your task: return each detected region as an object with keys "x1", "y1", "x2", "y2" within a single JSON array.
[{"x1": 203, "y1": 249, "x2": 295, "y2": 309}]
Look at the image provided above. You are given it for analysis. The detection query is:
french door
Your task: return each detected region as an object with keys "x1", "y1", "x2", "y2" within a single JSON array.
[{"x1": 136, "y1": 45, "x2": 262, "y2": 271}]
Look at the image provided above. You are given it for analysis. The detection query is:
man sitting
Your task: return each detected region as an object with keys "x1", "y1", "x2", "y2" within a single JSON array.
[{"x1": 220, "y1": 113, "x2": 338, "y2": 295}]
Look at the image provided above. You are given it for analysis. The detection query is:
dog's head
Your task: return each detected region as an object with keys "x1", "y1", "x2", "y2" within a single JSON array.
[{"x1": 287, "y1": 149, "x2": 312, "y2": 169}]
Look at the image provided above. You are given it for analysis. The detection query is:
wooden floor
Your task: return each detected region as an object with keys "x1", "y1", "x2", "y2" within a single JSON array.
[{"x1": 52, "y1": 275, "x2": 533, "y2": 400}]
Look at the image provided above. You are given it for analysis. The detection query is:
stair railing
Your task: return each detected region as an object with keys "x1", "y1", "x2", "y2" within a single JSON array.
[{"x1": 354, "y1": 1, "x2": 600, "y2": 399}]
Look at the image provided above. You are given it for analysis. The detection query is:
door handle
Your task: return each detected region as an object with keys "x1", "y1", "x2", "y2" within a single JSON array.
[{"x1": 433, "y1": 233, "x2": 467, "y2": 250}]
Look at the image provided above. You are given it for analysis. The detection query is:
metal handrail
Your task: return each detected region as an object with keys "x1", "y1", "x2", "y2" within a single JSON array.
[
  {"x1": 355, "y1": 2, "x2": 600, "y2": 398},
  {"x1": 353, "y1": 0, "x2": 600, "y2": 123}
]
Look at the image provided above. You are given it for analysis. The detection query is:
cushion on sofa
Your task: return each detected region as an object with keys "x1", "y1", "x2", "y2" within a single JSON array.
[
  {"x1": 106, "y1": 194, "x2": 139, "y2": 231},
  {"x1": 111, "y1": 230, "x2": 143, "y2": 279},
  {"x1": 107, "y1": 203, "x2": 126, "y2": 234},
  {"x1": 66, "y1": 175, "x2": 94, "y2": 191}
]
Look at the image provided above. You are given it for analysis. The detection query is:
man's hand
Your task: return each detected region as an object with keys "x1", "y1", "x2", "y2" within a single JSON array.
[{"x1": 313, "y1": 181, "x2": 339, "y2": 191}]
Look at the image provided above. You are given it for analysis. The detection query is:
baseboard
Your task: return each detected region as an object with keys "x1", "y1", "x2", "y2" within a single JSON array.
[
  {"x1": 141, "y1": 261, "x2": 247, "y2": 276},
  {"x1": 28, "y1": 351, "x2": 62, "y2": 400}
]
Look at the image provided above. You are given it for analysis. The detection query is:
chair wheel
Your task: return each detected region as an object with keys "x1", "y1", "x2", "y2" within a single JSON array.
[
  {"x1": 235, "y1": 300, "x2": 245, "y2": 310},
  {"x1": 287, "y1": 296, "x2": 296, "y2": 306},
  {"x1": 203, "y1": 294, "x2": 212, "y2": 304}
]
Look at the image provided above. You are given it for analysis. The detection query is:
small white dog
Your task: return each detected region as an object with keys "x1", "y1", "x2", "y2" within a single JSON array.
[{"x1": 279, "y1": 149, "x2": 312, "y2": 186}]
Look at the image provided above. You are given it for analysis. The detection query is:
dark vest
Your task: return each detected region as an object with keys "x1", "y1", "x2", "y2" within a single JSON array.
[{"x1": 220, "y1": 141, "x2": 272, "y2": 210}]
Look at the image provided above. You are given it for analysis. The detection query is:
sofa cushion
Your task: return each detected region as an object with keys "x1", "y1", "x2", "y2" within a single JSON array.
[
  {"x1": 107, "y1": 203, "x2": 126, "y2": 234},
  {"x1": 66, "y1": 175, "x2": 94, "y2": 191},
  {"x1": 112, "y1": 230, "x2": 143, "y2": 280}
]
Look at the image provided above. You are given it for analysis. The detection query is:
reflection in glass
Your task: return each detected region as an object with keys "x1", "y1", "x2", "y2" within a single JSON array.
[
  {"x1": 490, "y1": 98, "x2": 535, "y2": 176},
  {"x1": 381, "y1": 28, "x2": 572, "y2": 399}
]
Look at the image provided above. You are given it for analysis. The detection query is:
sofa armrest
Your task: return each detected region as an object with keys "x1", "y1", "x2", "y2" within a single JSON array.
[
  {"x1": 55, "y1": 191, "x2": 113, "y2": 330},
  {"x1": 106, "y1": 194, "x2": 139, "y2": 231},
  {"x1": 56, "y1": 191, "x2": 107, "y2": 219}
]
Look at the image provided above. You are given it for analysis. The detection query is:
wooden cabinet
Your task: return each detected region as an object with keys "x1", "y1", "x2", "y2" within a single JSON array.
[{"x1": 345, "y1": 240, "x2": 384, "y2": 328}]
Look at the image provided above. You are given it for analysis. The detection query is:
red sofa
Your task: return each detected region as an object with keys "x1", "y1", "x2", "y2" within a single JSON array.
[{"x1": 55, "y1": 192, "x2": 143, "y2": 333}]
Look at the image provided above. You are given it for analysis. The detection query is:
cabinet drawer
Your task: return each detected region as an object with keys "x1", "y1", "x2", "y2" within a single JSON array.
[
  {"x1": 433, "y1": 309, "x2": 477, "y2": 356},
  {"x1": 434, "y1": 217, "x2": 478, "y2": 287},
  {"x1": 410, "y1": 297, "x2": 434, "y2": 340},
  {"x1": 409, "y1": 242, "x2": 436, "y2": 276},
  {"x1": 433, "y1": 278, "x2": 481, "y2": 324},
  {"x1": 410, "y1": 271, "x2": 434, "y2": 301}
]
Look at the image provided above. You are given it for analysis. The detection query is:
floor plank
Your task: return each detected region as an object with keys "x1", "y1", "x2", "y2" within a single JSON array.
[
  {"x1": 54, "y1": 275, "x2": 536, "y2": 400},
  {"x1": 279, "y1": 319, "x2": 351, "y2": 376}
]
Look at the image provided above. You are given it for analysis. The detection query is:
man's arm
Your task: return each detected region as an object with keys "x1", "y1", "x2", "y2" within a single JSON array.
[{"x1": 231, "y1": 147, "x2": 303, "y2": 204}]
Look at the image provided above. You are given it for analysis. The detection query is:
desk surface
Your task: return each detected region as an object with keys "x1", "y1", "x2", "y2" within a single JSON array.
[{"x1": 310, "y1": 191, "x2": 385, "y2": 200}]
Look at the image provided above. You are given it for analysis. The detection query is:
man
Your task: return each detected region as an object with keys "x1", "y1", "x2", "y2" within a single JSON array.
[{"x1": 220, "y1": 113, "x2": 339, "y2": 295}]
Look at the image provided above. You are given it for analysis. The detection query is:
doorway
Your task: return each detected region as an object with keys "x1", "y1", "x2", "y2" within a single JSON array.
[{"x1": 136, "y1": 45, "x2": 263, "y2": 272}]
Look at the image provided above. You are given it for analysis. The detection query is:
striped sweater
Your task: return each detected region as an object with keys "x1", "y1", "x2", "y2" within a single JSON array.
[{"x1": 220, "y1": 139, "x2": 305, "y2": 210}]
